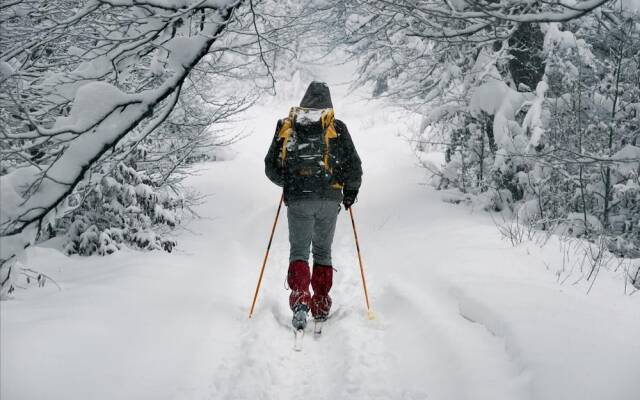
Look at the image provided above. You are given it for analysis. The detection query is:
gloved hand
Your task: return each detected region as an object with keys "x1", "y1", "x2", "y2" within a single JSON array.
[{"x1": 342, "y1": 188, "x2": 359, "y2": 210}]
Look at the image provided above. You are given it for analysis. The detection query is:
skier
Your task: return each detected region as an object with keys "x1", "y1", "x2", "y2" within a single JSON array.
[{"x1": 264, "y1": 81, "x2": 363, "y2": 331}]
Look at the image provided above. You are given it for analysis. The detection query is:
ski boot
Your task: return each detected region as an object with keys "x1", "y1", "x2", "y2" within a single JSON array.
[{"x1": 292, "y1": 304, "x2": 309, "y2": 330}]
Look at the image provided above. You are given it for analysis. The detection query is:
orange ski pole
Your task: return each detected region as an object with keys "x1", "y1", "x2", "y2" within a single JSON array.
[
  {"x1": 249, "y1": 193, "x2": 284, "y2": 318},
  {"x1": 349, "y1": 207, "x2": 374, "y2": 319}
]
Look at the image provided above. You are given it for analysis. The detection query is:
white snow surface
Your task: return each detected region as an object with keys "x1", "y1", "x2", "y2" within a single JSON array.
[
  {"x1": 469, "y1": 79, "x2": 533, "y2": 153},
  {"x1": 51, "y1": 81, "x2": 133, "y2": 136},
  {"x1": 621, "y1": 0, "x2": 640, "y2": 10},
  {"x1": 612, "y1": 144, "x2": 640, "y2": 176},
  {"x1": 2, "y1": 67, "x2": 639, "y2": 400}
]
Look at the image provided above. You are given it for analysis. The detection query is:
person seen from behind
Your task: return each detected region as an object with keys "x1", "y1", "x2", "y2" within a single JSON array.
[{"x1": 264, "y1": 81, "x2": 363, "y2": 329}]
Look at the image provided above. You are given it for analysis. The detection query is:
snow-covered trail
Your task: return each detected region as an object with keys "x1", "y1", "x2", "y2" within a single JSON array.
[
  {"x1": 2, "y1": 74, "x2": 639, "y2": 400},
  {"x1": 202, "y1": 91, "x2": 527, "y2": 400}
]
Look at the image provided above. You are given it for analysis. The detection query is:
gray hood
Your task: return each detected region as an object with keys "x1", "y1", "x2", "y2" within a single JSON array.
[{"x1": 300, "y1": 81, "x2": 333, "y2": 109}]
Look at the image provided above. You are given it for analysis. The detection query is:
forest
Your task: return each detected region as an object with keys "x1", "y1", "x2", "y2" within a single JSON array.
[
  {"x1": 3, "y1": 0, "x2": 638, "y2": 295},
  {"x1": 2, "y1": 2, "x2": 639, "y2": 399}
]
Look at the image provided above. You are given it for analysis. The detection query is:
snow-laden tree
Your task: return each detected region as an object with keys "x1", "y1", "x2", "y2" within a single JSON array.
[
  {"x1": 323, "y1": 1, "x2": 639, "y2": 263},
  {"x1": 59, "y1": 158, "x2": 181, "y2": 256},
  {"x1": 539, "y1": 7, "x2": 640, "y2": 256},
  {"x1": 0, "y1": 0, "x2": 310, "y2": 295}
]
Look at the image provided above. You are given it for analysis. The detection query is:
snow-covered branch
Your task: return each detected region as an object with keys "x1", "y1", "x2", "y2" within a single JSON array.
[
  {"x1": 1, "y1": 0, "x2": 325, "y2": 295},
  {"x1": 0, "y1": 0, "x2": 244, "y2": 295}
]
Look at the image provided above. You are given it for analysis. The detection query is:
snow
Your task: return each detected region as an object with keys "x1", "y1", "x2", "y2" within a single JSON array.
[
  {"x1": 543, "y1": 23, "x2": 579, "y2": 51},
  {"x1": 166, "y1": 37, "x2": 207, "y2": 71},
  {"x1": 154, "y1": 204, "x2": 176, "y2": 225},
  {"x1": 2, "y1": 66, "x2": 639, "y2": 400},
  {"x1": 135, "y1": 183, "x2": 154, "y2": 198},
  {"x1": 469, "y1": 79, "x2": 514, "y2": 116},
  {"x1": 612, "y1": 144, "x2": 640, "y2": 176},
  {"x1": 469, "y1": 79, "x2": 533, "y2": 151},
  {"x1": 296, "y1": 107, "x2": 325, "y2": 125},
  {"x1": 0, "y1": 166, "x2": 41, "y2": 229},
  {"x1": 52, "y1": 82, "x2": 132, "y2": 133},
  {"x1": 621, "y1": 0, "x2": 640, "y2": 10},
  {"x1": 517, "y1": 198, "x2": 541, "y2": 222},
  {"x1": 0, "y1": 167, "x2": 42, "y2": 262},
  {"x1": 522, "y1": 81, "x2": 548, "y2": 150},
  {"x1": 564, "y1": 212, "x2": 605, "y2": 236},
  {"x1": 0, "y1": 61, "x2": 14, "y2": 78},
  {"x1": 468, "y1": 48, "x2": 501, "y2": 84},
  {"x1": 543, "y1": 23, "x2": 595, "y2": 66}
]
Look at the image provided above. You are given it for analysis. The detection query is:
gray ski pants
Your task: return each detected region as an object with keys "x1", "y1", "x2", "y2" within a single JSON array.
[{"x1": 287, "y1": 200, "x2": 341, "y2": 266}]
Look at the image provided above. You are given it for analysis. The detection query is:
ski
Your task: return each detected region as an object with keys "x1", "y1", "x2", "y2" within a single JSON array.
[
  {"x1": 313, "y1": 319, "x2": 324, "y2": 336},
  {"x1": 293, "y1": 328, "x2": 304, "y2": 351}
]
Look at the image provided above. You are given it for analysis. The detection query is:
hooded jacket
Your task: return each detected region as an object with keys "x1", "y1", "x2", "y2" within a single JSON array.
[{"x1": 264, "y1": 82, "x2": 362, "y2": 203}]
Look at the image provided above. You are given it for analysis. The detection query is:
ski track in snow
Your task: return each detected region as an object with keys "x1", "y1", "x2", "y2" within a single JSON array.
[
  {"x1": 2, "y1": 70, "x2": 639, "y2": 400},
  {"x1": 181, "y1": 83, "x2": 529, "y2": 400}
]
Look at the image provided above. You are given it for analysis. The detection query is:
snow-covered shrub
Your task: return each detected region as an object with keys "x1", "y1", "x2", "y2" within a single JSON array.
[
  {"x1": 331, "y1": 1, "x2": 639, "y2": 289},
  {"x1": 425, "y1": 11, "x2": 639, "y2": 258},
  {"x1": 1, "y1": 0, "x2": 292, "y2": 293},
  {"x1": 539, "y1": 14, "x2": 640, "y2": 257},
  {"x1": 59, "y1": 161, "x2": 180, "y2": 256}
]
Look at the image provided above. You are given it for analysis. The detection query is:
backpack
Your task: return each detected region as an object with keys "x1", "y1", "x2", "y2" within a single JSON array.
[{"x1": 277, "y1": 106, "x2": 343, "y2": 190}]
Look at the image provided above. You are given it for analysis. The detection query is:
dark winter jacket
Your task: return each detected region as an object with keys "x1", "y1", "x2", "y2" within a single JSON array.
[{"x1": 264, "y1": 83, "x2": 362, "y2": 203}]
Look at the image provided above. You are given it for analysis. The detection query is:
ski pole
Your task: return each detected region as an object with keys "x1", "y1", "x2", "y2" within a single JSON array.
[
  {"x1": 348, "y1": 207, "x2": 374, "y2": 320},
  {"x1": 249, "y1": 193, "x2": 284, "y2": 318}
]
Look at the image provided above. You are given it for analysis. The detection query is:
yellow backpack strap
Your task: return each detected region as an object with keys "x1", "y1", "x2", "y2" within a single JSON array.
[
  {"x1": 278, "y1": 107, "x2": 298, "y2": 162},
  {"x1": 321, "y1": 109, "x2": 337, "y2": 171},
  {"x1": 321, "y1": 109, "x2": 343, "y2": 189}
]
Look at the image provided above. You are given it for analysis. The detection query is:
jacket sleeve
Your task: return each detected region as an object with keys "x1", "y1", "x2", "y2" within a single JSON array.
[
  {"x1": 264, "y1": 120, "x2": 285, "y2": 187},
  {"x1": 335, "y1": 120, "x2": 362, "y2": 191}
]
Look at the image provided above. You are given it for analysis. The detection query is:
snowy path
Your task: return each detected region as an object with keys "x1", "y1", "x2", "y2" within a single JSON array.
[
  {"x1": 2, "y1": 77, "x2": 639, "y2": 400},
  {"x1": 201, "y1": 102, "x2": 528, "y2": 400}
]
